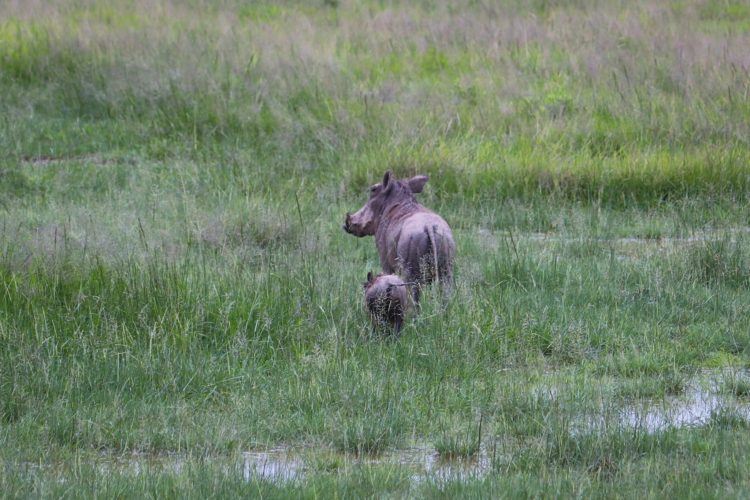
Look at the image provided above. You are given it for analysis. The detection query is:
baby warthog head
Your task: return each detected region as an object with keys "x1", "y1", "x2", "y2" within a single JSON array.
[
  {"x1": 343, "y1": 171, "x2": 429, "y2": 237},
  {"x1": 363, "y1": 271, "x2": 410, "y2": 333}
]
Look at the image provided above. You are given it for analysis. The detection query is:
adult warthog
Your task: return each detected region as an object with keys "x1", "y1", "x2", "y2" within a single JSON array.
[{"x1": 343, "y1": 171, "x2": 455, "y2": 301}]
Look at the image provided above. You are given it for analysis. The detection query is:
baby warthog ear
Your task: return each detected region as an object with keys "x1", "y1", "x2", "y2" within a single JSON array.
[
  {"x1": 407, "y1": 175, "x2": 429, "y2": 193},
  {"x1": 367, "y1": 271, "x2": 373, "y2": 282}
]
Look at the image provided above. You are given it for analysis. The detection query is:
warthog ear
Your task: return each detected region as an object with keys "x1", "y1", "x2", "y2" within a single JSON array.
[
  {"x1": 407, "y1": 175, "x2": 429, "y2": 193},
  {"x1": 367, "y1": 271, "x2": 373, "y2": 282},
  {"x1": 382, "y1": 170, "x2": 393, "y2": 189}
]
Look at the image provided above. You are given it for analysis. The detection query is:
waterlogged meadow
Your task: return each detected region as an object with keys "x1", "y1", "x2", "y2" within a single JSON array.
[{"x1": 2, "y1": 0, "x2": 750, "y2": 496}]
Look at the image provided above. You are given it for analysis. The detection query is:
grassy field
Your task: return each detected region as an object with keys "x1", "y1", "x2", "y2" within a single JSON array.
[{"x1": 2, "y1": 0, "x2": 750, "y2": 496}]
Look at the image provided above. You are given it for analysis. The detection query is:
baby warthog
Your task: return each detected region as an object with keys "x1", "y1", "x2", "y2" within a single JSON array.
[
  {"x1": 344, "y1": 171, "x2": 455, "y2": 302},
  {"x1": 363, "y1": 272, "x2": 410, "y2": 333}
]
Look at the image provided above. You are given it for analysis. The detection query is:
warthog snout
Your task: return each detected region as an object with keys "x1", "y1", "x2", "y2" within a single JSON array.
[{"x1": 343, "y1": 212, "x2": 352, "y2": 233}]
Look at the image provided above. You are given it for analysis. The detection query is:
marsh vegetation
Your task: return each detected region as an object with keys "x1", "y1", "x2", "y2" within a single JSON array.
[{"x1": 2, "y1": 0, "x2": 750, "y2": 496}]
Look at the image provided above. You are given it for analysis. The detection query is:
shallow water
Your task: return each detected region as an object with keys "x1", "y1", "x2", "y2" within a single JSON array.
[
  {"x1": 578, "y1": 369, "x2": 750, "y2": 434},
  {"x1": 619, "y1": 370, "x2": 750, "y2": 432},
  {"x1": 380, "y1": 446, "x2": 493, "y2": 483},
  {"x1": 237, "y1": 445, "x2": 495, "y2": 484},
  {"x1": 241, "y1": 449, "x2": 304, "y2": 482},
  {"x1": 69, "y1": 445, "x2": 495, "y2": 485}
]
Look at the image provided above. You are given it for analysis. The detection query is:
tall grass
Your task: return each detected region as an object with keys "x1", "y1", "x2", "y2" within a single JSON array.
[
  {"x1": 2, "y1": 0, "x2": 750, "y2": 496},
  {"x1": 2, "y1": 0, "x2": 749, "y2": 202}
]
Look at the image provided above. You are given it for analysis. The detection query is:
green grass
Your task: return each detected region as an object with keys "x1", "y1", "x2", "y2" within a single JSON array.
[
  {"x1": 2, "y1": 0, "x2": 750, "y2": 496},
  {"x1": 721, "y1": 374, "x2": 750, "y2": 399}
]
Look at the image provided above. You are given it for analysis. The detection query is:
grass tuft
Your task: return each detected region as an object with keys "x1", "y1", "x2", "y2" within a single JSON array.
[
  {"x1": 721, "y1": 374, "x2": 750, "y2": 399},
  {"x1": 434, "y1": 418, "x2": 482, "y2": 459},
  {"x1": 685, "y1": 238, "x2": 750, "y2": 287}
]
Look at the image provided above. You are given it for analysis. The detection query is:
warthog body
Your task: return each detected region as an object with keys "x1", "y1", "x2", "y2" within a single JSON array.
[
  {"x1": 344, "y1": 171, "x2": 455, "y2": 301},
  {"x1": 363, "y1": 272, "x2": 409, "y2": 332}
]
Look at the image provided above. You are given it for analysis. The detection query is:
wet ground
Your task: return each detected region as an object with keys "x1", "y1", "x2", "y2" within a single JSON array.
[
  {"x1": 213, "y1": 369, "x2": 750, "y2": 483},
  {"x1": 15, "y1": 369, "x2": 750, "y2": 484},
  {"x1": 78, "y1": 445, "x2": 495, "y2": 484},
  {"x1": 612, "y1": 369, "x2": 750, "y2": 432}
]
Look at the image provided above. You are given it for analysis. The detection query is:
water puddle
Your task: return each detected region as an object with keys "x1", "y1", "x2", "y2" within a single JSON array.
[
  {"x1": 241, "y1": 449, "x2": 304, "y2": 482},
  {"x1": 378, "y1": 446, "x2": 493, "y2": 484},
  {"x1": 238, "y1": 445, "x2": 494, "y2": 484},
  {"x1": 580, "y1": 369, "x2": 750, "y2": 434},
  {"x1": 71, "y1": 445, "x2": 495, "y2": 485},
  {"x1": 624, "y1": 370, "x2": 750, "y2": 432}
]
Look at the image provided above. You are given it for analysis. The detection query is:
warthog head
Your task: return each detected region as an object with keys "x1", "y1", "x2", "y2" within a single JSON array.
[{"x1": 343, "y1": 171, "x2": 429, "y2": 237}]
